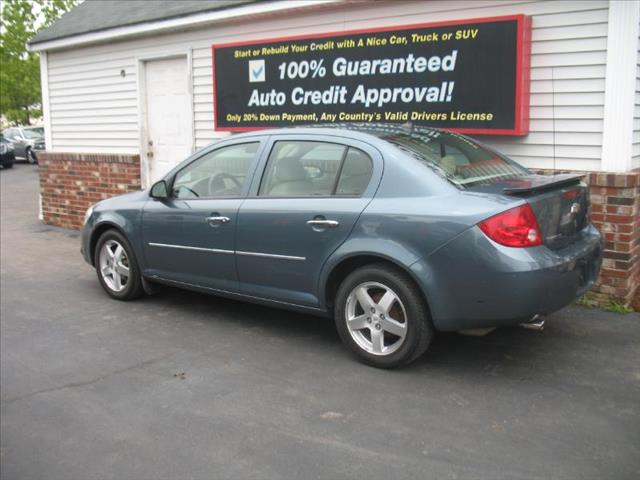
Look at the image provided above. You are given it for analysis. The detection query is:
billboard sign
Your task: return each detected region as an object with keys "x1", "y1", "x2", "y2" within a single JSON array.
[{"x1": 212, "y1": 15, "x2": 531, "y2": 135}]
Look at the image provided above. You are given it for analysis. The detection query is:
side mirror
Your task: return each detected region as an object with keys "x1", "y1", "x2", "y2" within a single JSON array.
[{"x1": 150, "y1": 180, "x2": 169, "y2": 199}]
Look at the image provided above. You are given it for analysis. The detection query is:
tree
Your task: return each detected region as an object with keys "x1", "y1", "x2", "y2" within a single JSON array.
[{"x1": 0, "y1": 0, "x2": 77, "y2": 125}]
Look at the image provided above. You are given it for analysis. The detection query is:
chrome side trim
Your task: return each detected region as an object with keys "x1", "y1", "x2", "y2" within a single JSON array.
[
  {"x1": 147, "y1": 243, "x2": 305, "y2": 261},
  {"x1": 148, "y1": 242, "x2": 234, "y2": 255},
  {"x1": 235, "y1": 250, "x2": 306, "y2": 261}
]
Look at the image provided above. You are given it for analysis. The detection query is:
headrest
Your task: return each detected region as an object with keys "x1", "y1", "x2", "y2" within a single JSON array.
[
  {"x1": 275, "y1": 157, "x2": 307, "y2": 182},
  {"x1": 439, "y1": 155, "x2": 458, "y2": 175}
]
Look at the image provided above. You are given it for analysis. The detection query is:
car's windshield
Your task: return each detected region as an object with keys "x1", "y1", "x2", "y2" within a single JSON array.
[
  {"x1": 23, "y1": 128, "x2": 43, "y2": 139},
  {"x1": 383, "y1": 130, "x2": 528, "y2": 188}
]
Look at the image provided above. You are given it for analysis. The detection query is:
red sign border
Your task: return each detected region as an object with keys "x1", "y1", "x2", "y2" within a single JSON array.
[{"x1": 211, "y1": 14, "x2": 531, "y2": 136}]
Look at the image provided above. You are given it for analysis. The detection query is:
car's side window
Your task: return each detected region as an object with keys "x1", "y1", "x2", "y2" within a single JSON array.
[
  {"x1": 258, "y1": 141, "x2": 373, "y2": 198},
  {"x1": 172, "y1": 142, "x2": 259, "y2": 199},
  {"x1": 335, "y1": 148, "x2": 373, "y2": 196},
  {"x1": 259, "y1": 141, "x2": 346, "y2": 197}
]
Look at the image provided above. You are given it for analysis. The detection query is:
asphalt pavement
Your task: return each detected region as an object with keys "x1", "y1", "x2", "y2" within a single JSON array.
[{"x1": 1, "y1": 163, "x2": 639, "y2": 480}]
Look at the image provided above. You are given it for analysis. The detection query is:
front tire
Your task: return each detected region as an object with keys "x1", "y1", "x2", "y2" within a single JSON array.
[
  {"x1": 334, "y1": 264, "x2": 433, "y2": 368},
  {"x1": 26, "y1": 148, "x2": 37, "y2": 164},
  {"x1": 94, "y1": 229, "x2": 144, "y2": 300}
]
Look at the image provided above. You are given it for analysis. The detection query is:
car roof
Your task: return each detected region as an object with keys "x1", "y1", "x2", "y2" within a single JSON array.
[{"x1": 227, "y1": 123, "x2": 446, "y2": 145}]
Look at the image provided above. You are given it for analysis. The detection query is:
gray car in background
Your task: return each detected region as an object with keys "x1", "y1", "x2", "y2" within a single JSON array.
[
  {"x1": 81, "y1": 124, "x2": 602, "y2": 368},
  {"x1": 2, "y1": 126, "x2": 45, "y2": 164}
]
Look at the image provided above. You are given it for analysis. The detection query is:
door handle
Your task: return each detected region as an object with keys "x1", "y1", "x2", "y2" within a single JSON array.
[
  {"x1": 307, "y1": 219, "x2": 339, "y2": 228},
  {"x1": 206, "y1": 215, "x2": 230, "y2": 226}
]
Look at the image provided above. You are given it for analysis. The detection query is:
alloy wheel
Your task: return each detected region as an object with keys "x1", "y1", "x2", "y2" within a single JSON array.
[
  {"x1": 345, "y1": 281, "x2": 408, "y2": 356},
  {"x1": 98, "y1": 239, "x2": 130, "y2": 292}
]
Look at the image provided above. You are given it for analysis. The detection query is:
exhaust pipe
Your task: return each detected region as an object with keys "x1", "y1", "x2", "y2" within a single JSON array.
[{"x1": 520, "y1": 315, "x2": 545, "y2": 332}]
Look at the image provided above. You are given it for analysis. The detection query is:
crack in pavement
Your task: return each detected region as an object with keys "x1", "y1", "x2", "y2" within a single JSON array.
[{"x1": 0, "y1": 353, "x2": 174, "y2": 406}]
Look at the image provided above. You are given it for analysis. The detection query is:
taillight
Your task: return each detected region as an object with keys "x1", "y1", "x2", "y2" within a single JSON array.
[{"x1": 478, "y1": 204, "x2": 542, "y2": 247}]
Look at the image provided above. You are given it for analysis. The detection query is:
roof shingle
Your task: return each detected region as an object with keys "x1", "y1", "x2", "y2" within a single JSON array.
[{"x1": 30, "y1": 0, "x2": 257, "y2": 45}]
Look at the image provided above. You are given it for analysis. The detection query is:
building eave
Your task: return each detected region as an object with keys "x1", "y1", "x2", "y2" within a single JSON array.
[{"x1": 28, "y1": 0, "x2": 342, "y2": 52}]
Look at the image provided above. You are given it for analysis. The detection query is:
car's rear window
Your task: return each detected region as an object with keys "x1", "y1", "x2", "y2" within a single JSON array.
[{"x1": 383, "y1": 130, "x2": 528, "y2": 188}]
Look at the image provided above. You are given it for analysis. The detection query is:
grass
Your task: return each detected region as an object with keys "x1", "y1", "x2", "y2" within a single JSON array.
[
  {"x1": 575, "y1": 295, "x2": 636, "y2": 314},
  {"x1": 605, "y1": 300, "x2": 635, "y2": 314},
  {"x1": 575, "y1": 295, "x2": 593, "y2": 308}
]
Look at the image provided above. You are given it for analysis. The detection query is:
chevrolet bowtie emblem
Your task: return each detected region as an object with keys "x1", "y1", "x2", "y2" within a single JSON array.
[{"x1": 570, "y1": 203, "x2": 581, "y2": 216}]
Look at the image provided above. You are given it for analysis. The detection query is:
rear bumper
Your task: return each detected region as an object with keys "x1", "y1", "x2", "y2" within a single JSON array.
[{"x1": 412, "y1": 224, "x2": 602, "y2": 331}]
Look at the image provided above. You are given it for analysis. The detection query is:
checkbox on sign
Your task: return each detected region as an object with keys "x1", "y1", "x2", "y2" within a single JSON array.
[{"x1": 249, "y1": 59, "x2": 265, "y2": 82}]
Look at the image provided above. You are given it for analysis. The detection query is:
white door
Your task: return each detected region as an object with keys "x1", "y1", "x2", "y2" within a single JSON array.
[{"x1": 144, "y1": 56, "x2": 192, "y2": 184}]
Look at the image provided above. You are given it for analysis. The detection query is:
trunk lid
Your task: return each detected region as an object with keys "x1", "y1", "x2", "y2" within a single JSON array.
[{"x1": 468, "y1": 174, "x2": 590, "y2": 250}]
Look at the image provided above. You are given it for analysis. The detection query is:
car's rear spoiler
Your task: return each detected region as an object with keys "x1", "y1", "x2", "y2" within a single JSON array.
[{"x1": 503, "y1": 174, "x2": 585, "y2": 195}]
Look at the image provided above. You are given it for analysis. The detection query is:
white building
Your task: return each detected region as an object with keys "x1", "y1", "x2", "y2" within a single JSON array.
[{"x1": 29, "y1": 0, "x2": 640, "y2": 188}]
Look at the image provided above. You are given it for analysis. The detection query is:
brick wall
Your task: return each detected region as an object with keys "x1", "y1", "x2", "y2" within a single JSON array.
[
  {"x1": 588, "y1": 172, "x2": 639, "y2": 308},
  {"x1": 38, "y1": 152, "x2": 141, "y2": 230},
  {"x1": 535, "y1": 170, "x2": 639, "y2": 308}
]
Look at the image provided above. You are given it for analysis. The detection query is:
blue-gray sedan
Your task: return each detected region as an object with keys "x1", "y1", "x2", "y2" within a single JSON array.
[{"x1": 81, "y1": 124, "x2": 602, "y2": 368}]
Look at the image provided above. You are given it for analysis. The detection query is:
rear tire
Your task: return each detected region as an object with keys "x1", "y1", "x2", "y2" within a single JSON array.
[
  {"x1": 94, "y1": 229, "x2": 144, "y2": 301},
  {"x1": 334, "y1": 264, "x2": 433, "y2": 368}
]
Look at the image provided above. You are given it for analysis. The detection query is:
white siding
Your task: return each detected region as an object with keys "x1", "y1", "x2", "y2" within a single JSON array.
[
  {"x1": 46, "y1": 0, "x2": 610, "y2": 171},
  {"x1": 634, "y1": 30, "x2": 640, "y2": 170}
]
